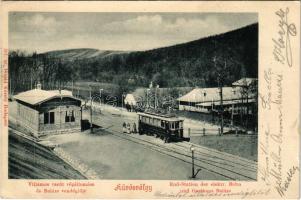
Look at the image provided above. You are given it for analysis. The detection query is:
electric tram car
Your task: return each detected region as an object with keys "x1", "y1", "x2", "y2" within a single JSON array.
[{"x1": 137, "y1": 112, "x2": 190, "y2": 143}]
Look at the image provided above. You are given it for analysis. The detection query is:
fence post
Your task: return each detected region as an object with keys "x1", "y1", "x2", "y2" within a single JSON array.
[
  {"x1": 188, "y1": 128, "x2": 191, "y2": 138},
  {"x1": 218, "y1": 128, "x2": 221, "y2": 136},
  {"x1": 203, "y1": 128, "x2": 205, "y2": 136}
]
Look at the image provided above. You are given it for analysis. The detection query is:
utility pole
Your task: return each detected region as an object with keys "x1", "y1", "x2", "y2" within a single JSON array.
[
  {"x1": 155, "y1": 84, "x2": 159, "y2": 110},
  {"x1": 245, "y1": 84, "x2": 249, "y2": 130},
  {"x1": 219, "y1": 77, "x2": 224, "y2": 136},
  {"x1": 231, "y1": 88, "x2": 235, "y2": 127},
  {"x1": 30, "y1": 68, "x2": 33, "y2": 90},
  {"x1": 214, "y1": 55, "x2": 224, "y2": 136},
  {"x1": 121, "y1": 93, "x2": 124, "y2": 109},
  {"x1": 219, "y1": 61, "x2": 227, "y2": 136},
  {"x1": 89, "y1": 86, "x2": 93, "y2": 133},
  {"x1": 72, "y1": 79, "x2": 74, "y2": 94},
  {"x1": 146, "y1": 89, "x2": 150, "y2": 109},
  {"x1": 99, "y1": 89, "x2": 103, "y2": 113}
]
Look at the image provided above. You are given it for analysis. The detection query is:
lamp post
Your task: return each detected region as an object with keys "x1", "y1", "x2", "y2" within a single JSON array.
[
  {"x1": 190, "y1": 146, "x2": 195, "y2": 178},
  {"x1": 189, "y1": 145, "x2": 202, "y2": 179}
]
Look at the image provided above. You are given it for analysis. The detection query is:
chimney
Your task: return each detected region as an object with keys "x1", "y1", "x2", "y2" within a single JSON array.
[{"x1": 36, "y1": 82, "x2": 42, "y2": 90}]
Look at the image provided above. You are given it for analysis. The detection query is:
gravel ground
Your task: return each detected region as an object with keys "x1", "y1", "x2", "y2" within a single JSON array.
[
  {"x1": 45, "y1": 131, "x2": 227, "y2": 180},
  {"x1": 190, "y1": 134, "x2": 258, "y2": 161}
]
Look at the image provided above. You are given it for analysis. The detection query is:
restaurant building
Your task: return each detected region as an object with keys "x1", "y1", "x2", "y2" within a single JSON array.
[{"x1": 177, "y1": 78, "x2": 257, "y2": 115}]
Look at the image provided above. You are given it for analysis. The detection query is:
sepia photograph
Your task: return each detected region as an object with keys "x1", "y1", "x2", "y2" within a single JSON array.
[{"x1": 8, "y1": 12, "x2": 259, "y2": 180}]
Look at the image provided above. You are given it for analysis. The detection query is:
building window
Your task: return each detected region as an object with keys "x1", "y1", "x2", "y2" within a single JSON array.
[
  {"x1": 44, "y1": 112, "x2": 54, "y2": 124},
  {"x1": 65, "y1": 110, "x2": 75, "y2": 122}
]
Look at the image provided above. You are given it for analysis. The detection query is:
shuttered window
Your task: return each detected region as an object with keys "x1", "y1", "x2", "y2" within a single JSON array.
[
  {"x1": 44, "y1": 112, "x2": 54, "y2": 124},
  {"x1": 65, "y1": 110, "x2": 75, "y2": 122}
]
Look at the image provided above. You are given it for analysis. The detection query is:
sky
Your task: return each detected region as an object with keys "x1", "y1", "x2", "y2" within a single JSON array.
[{"x1": 9, "y1": 12, "x2": 257, "y2": 53}]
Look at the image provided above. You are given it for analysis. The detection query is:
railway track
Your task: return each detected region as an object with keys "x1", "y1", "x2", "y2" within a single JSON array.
[
  {"x1": 90, "y1": 112, "x2": 258, "y2": 180},
  {"x1": 93, "y1": 124, "x2": 257, "y2": 180}
]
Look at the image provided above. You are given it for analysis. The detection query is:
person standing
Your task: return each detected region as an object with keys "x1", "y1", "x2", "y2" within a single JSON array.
[
  {"x1": 127, "y1": 122, "x2": 131, "y2": 134},
  {"x1": 122, "y1": 122, "x2": 127, "y2": 133},
  {"x1": 132, "y1": 122, "x2": 137, "y2": 134}
]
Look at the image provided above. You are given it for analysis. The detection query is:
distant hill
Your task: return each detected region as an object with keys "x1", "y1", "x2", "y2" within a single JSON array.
[
  {"x1": 42, "y1": 23, "x2": 258, "y2": 88},
  {"x1": 45, "y1": 48, "x2": 128, "y2": 61},
  {"x1": 9, "y1": 23, "x2": 258, "y2": 95}
]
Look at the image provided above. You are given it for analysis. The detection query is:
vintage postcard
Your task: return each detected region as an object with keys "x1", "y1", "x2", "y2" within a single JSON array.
[{"x1": 0, "y1": 1, "x2": 300, "y2": 199}]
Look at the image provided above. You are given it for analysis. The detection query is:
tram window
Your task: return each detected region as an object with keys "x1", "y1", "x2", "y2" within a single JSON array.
[
  {"x1": 161, "y1": 121, "x2": 165, "y2": 128},
  {"x1": 179, "y1": 122, "x2": 183, "y2": 128},
  {"x1": 175, "y1": 122, "x2": 179, "y2": 129},
  {"x1": 171, "y1": 122, "x2": 175, "y2": 129},
  {"x1": 156, "y1": 119, "x2": 160, "y2": 127}
]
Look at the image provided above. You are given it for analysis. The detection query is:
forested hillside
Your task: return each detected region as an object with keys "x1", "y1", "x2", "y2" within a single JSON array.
[{"x1": 9, "y1": 23, "x2": 258, "y2": 95}]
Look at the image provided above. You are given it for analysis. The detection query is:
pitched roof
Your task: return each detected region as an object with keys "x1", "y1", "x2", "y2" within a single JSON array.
[
  {"x1": 232, "y1": 78, "x2": 257, "y2": 87},
  {"x1": 177, "y1": 87, "x2": 246, "y2": 103},
  {"x1": 129, "y1": 87, "x2": 195, "y2": 99},
  {"x1": 124, "y1": 94, "x2": 138, "y2": 105},
  {"x1": 14, "y1": 89, "x2": 79, "y2": 105}
]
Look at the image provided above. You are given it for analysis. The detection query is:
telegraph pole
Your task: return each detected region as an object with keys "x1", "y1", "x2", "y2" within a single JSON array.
[
  {"x1": 72, "y1": 79, "x2": 74, "y2": 94},
  {"x1": 89, "y1": 86, "x2": 93, "y2": 133},
  {"x1": 99, "y1": 88, "x2": 103, "y2": 113},
  {"x1": 214, "y1": 55, "x2": 224, "y2": 136},
  {"x1": 219, "y1": 61, "x2": 227, "y2": 136},
  {"x1": 219, "y1": 78, "x2": 224, "y2": 136}
]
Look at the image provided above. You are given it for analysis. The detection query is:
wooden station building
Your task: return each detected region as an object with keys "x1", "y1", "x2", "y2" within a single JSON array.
[{"x1": 14, "y1": 84, "x2": 82, "y2": 137}]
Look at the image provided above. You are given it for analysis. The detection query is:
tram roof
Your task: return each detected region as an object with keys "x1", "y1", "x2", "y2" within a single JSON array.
[{"x1": 137, "y1": 112, "x2": 182, "y2": 122}]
